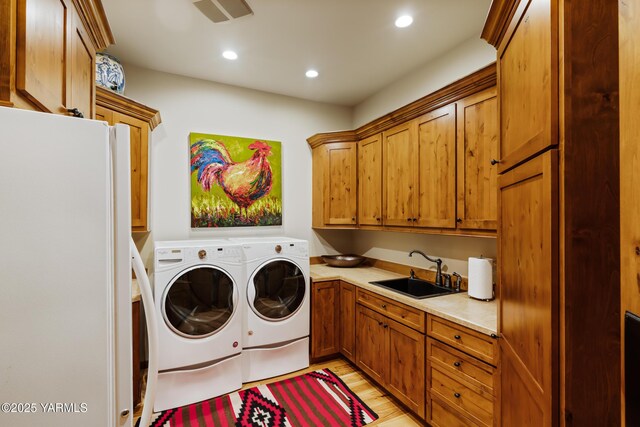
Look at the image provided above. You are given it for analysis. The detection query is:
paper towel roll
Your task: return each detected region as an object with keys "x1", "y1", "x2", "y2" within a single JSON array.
[{"x1": 468, "y1": 257, "x2": 494, "y2": 300}]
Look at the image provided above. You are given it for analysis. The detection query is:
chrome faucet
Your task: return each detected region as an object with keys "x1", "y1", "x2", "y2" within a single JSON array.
[{"x1": 409, "y1": 250, "x2": 443, "y2": 287}]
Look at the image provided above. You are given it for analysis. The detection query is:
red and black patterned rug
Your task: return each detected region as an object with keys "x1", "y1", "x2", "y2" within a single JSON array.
[{"x1": 146, "y1": 368, "x2": 379, "y2": 427}]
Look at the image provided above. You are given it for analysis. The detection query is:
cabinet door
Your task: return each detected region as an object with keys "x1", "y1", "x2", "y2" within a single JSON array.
[
  {"x1": 67, "y1": 11, "x2": 95, "y2": 119},
  {"x1": 415, "y1": 104, "x2": 456, "y2": 229},
  {"x1": 112, "y1": 113, "x2": 149, "y2": 231},
  {"x1": 356, "y1": 304, "x2": 387, "y2": 385},
  {"x1": 17, "y1": 0, "x2": 70, "y2": 113},
  {"x1": 323, "y1": 142, "x2": 357, "y2": 225},
  {"x1": 339, "y1": 281, "x2": 356, "y2": 362},
  {"x1": 311, "y1": 281, "x2": 340, "y2": 359},
  {"x1": 498, "y1": 0, "x2": 557, "y2": 171},
  {"x1": 387, "y1": 318, "x2": 425, "y2": 418},
  {"x1": 456, "y1": 88, "x2": 498, "y2": 231},
  {"x1": 499, "y1": 150, "x2": 558, "y2": 426},
  {"x1": 95, "y1": 105, "x2": 113, "y2": 124},
  {"x1": 358, "y1": 134, "x2": 382, "y2": 226},
  {"x1": 383, "y1": 121, "x2": 417, "y2": 226}
]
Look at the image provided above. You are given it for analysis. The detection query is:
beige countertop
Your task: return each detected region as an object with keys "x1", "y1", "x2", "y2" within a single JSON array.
[{"x1": 310, "y1": 264, "x2": 498, "y2": 336}]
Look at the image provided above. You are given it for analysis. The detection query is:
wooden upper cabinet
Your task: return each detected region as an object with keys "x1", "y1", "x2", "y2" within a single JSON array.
[
  {"x1": 358, "y1": 133, "x2": 382, "y2": 226},
  {"x1": 324, "y1": 142, "x2": 357, "y2": 225},
  {"x1": 499, "y1": 150, "x2": 558, "y2": 426},
  {"x1": 383, "y1": 121, "x2": 417, "y2": 226},
  {"x1": 96, "y1": 88, "x2": 160, "y2": 232},
  {"x1": 310, "y1": 137, "x2": 358, "y2": 228},
  {"x1": 415, "y1": 104, "x2": 456, "y2": 229},
  {"x1": 456, "y1": 88, "x2": 498, "y2": 231},
  {"x1": 497, "y1": 0, "x2": 557, "y2": 172},
  {"x1": 68, "y1": 12, "x2": 96, "y2": 120},
  {"x1": 16, "y1": 0, "x2": 70, "y2": 114},
  {"x1": 10, "y1": 0, "x2": 112, "y2": 116}
]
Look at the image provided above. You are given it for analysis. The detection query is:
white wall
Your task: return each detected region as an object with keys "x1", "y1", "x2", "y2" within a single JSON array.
[
  {"x1": 353, "y1": 37, "x2": 496, "y2": 127},
  {"x1": 123, "y1": 64, "x2": 353, "y2": 266}
]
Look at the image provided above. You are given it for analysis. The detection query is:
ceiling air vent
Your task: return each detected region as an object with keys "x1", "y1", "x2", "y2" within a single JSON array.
[{"x1": 192, "y1": 0, "x2": 253, "y2": 23}]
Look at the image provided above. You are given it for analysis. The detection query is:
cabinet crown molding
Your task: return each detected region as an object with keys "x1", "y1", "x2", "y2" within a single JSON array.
[
  {"x1": 96, "y1": 87, "x2": 162, "y2": 130},
  {"x1": 481, "y1": 0, "x2": 520, "y2": 48},
  {"x1": 71, "y1": 0, "x2": 115, "y2": 50},
  {"x1": 307, "y1": 63, "x2": 496, "y2": 147}
]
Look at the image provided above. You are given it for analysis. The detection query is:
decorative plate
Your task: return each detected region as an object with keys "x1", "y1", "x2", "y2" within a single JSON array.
[{"x1": 95, "y1": 53, "x2": 125, "y2": 94}]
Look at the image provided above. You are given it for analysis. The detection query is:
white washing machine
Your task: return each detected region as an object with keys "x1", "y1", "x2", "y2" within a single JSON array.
[
  {"x1": 230, "y1": 237, "x2": 310, "y2": 382},
  {"x1": 152, "y1": 240, "x2": 244, "y2": 411}
]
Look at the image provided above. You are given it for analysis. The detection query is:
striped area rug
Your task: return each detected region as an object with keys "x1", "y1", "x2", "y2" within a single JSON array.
[{"x1": 147, "y1": 368, "x2": 378, "y2": 427}]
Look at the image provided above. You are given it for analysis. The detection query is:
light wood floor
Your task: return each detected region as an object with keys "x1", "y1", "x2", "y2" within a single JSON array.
[{"x1": 134, "y1": 357, "x2": 423, "y2": 426}]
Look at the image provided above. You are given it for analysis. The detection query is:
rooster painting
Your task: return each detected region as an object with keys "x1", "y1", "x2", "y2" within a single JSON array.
[{"x1": 189, "y1": 133, "x2": 282, "y2": 228}]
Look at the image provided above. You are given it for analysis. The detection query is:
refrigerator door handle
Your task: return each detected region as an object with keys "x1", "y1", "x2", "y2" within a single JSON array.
[{"x1": 131, "y1": 238, "x2": 158, "y2": 427}]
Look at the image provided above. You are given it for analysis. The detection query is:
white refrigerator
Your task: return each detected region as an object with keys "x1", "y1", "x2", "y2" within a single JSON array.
[{"x1": 0, "y1": 107, "x2": 156, "y2": 426}]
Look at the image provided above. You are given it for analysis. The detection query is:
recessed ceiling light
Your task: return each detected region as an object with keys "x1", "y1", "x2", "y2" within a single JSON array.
[
  {"x1": 306, "y1": 69, "x2": 319, "y2": 78},
  {"x1": 395, "y1": 15, "x2": 413, "y2": 28},
  {"x1": 222, "y1": 50, "x2": 238, "y2": 60}
]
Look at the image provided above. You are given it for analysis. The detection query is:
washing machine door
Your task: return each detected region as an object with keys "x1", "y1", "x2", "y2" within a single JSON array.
[
  {"x1": 248, "y1": 259, "x2": 306, "y2": 321},
  {"x1": 162, "y1": 265, "x2": 237, "y2": 339}
]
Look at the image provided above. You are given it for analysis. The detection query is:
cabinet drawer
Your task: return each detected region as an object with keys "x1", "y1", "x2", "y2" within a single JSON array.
[
  {"x1": 427, "y1": 316, "x2": 497, "y2": 365},
  {"x1": 429, "y1": 396, "x2": 480, "y2": 427},
  {"x1": 429, "y1": 366, "x2": 493, "y2": 427},
  {"x1": 357, "y1": 289, "x2": 425, "y2": 332},
  {"x1": 428, "y1": 338, "x2": 495, "y2": 395}
]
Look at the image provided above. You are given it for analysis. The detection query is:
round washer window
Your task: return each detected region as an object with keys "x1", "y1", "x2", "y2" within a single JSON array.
[
  {"x1": 163, "y1": 266, "x2": 235, "y2": 338},
  {"x1": 249, "y1": 260, "x2": 306, "y2": 321}
]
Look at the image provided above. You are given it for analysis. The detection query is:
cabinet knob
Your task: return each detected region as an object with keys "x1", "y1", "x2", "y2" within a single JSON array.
[
  {"x1": 352, "y1": 217, "x2": 356, "y2": 221},
  {"x1": 412, "y1": 218, "x2": 417, "y2": 222},
  {"x1": 490, "y1": 159, "x2": 500, "y2": 165},
  {"x1": 456, "y1": 218, "x2": 462, "y2": 223},
  {"x1": 376, "y1": 217, "x2": 381, "y2": 222},
  {"x1": 378, "y1": 321, "x2": 383, "y2": 326},
  {"x1": 490, "y1": 333, "x2": 499, "y2": 339},
  {"x1": 454, "y1": 334, "x2": 461, "y2": 340},
  {"x1": 407, "y1": 217, "x2": 412, "y2": 222},
  {"x1": 454, "y1": 392, "x2": 461, "y2": 399},
  {"x1": 453, "y1": 361, "x2": 461, "y2": 367},
  {"x1": 381, "y1": 304, "x2": 387, "y2": 309},
  {"x1": 67, "y1": 108, "x2": 84, "y2": 118},
  {"x1": 383, "y1": 324, "x2": 388, "y2": 328},
  {"x1": 635, "y1": 246, "x2": 640, "y2": 256}
]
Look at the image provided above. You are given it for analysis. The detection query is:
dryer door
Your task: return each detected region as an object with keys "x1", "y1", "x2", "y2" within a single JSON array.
[
  {"x1": 163, "y1": 266, "x2": 236, "y2": 338},
  {"x1": 248, "y1": 259, "x2": 306, "y2": 321}
]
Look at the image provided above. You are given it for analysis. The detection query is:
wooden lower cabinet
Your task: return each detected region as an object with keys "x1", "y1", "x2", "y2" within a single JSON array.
[
  {"x1": 427, "y1": 319, "x2": 499, "y2": 427},
  {"x1": 355, "y1": 303, "x2": 425, "y2": 418},
  {"x1": 339, "y1": 281, "x2": 356, "y2": 362},
  {"x1": 310, "y1": 281, "x2": 340, "y2": 359}
]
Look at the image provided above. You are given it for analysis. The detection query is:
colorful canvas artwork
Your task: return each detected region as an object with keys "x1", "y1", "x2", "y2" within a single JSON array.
[{"x1": 190, "y1": 132, "x2": 282, "y2": 228}]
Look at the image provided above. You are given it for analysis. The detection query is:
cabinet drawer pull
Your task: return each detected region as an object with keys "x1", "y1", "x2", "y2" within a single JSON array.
[
  {"x1": 383, "y1": 324, "x2": 388, "y2": 328},
  {"x1": 407, "y1": 217, "x2": 412, "y2": 222},
  {"x1": 490, "y1": 333, "x2": 498, "y2": 339},
  {"x1": 376, "y1": 217, "x2": 381, "y2": 222},
  {"x1": 381, "y1": 304, "x2": 387, "y2": 309},
  {"x1": 454, "y1": 335, "x2": 461, "y2": 340},
  {"x1": 454, "y1": 392, "x2": 461, "y2": 398},
  {"x1": 490, "y1": 159, "x2": 500, "y2": 165},
  {"x1": 378, "y1": 321, "x2": 383, "y2": 326},
  {"x1": 453, "y1": 361, "x2": 461, "y2": 367},
  {"x1": 456, "y1": 218, "x2": 462, "y2": 223}
]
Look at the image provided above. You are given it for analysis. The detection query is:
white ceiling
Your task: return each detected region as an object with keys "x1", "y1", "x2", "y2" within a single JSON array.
[{"x1": 103, "y1": 0, "x2": 492, "y2": 106}]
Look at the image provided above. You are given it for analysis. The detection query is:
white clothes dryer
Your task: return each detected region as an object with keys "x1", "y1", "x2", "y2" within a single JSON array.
[
  {"x1": 230, "y1": 237, "x2": 310, "y2": 382},
  {"x1": 152, "y1": 240, "x2": 244, "y2": 411}
]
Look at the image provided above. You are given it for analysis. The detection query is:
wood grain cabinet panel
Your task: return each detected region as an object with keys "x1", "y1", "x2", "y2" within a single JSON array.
[
  {"x1": 498, "y1": 150, "x2": 558, "y2": 426},
  {"x1": 429, "y1": 397, "x2": 479, "y2": 427},
  {"x1": 456, "y1": 88, "x2": 498, "y2": 231},
  {"x1": 358, "y1": 133, "x2": 382, "y2": 226},
  {"x1": 311, "y1": 140, "x2": 358, "y2": 228},
  {"x1": 17, "y1": 0, "x2": 69, "y2": 113},
  {"x1": 427, "y1": 316, "x2": 498, "y2": 366},
  {"x1": 339, "y1": 281, "x2": 356, "y2": 362},
  {"x1": 357, "y1": 288, "x2": 425, "y2": 332},
  {"x1": 311, "y1": 281, "x2": 340, "y2": 359},
  {"x1": 415, "y1": 104, "x2": 456, "y2": 229},
  {"x1": 355, "y1": 304, "x2": 387, "y2": 385},
  {"x1": 497, "y1": 0, "x2": 557, "y2": 172},
  {"x1": 387, "y1": 319, "x2": 425, "y2": 418},
  {"x1": 324, "y1": 142, "x2": 357, "y2": 225},
  {"x1": 383, "y1": 121, "x2": 417, "y2": 226},
  {"x1": 68, "y1": 13, "x2": 95, "y2": 119}
]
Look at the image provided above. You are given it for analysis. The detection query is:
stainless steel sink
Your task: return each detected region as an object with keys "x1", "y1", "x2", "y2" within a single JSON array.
[{"x1": 369, "y1": 277, "x2": 455, "y2": 299}]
